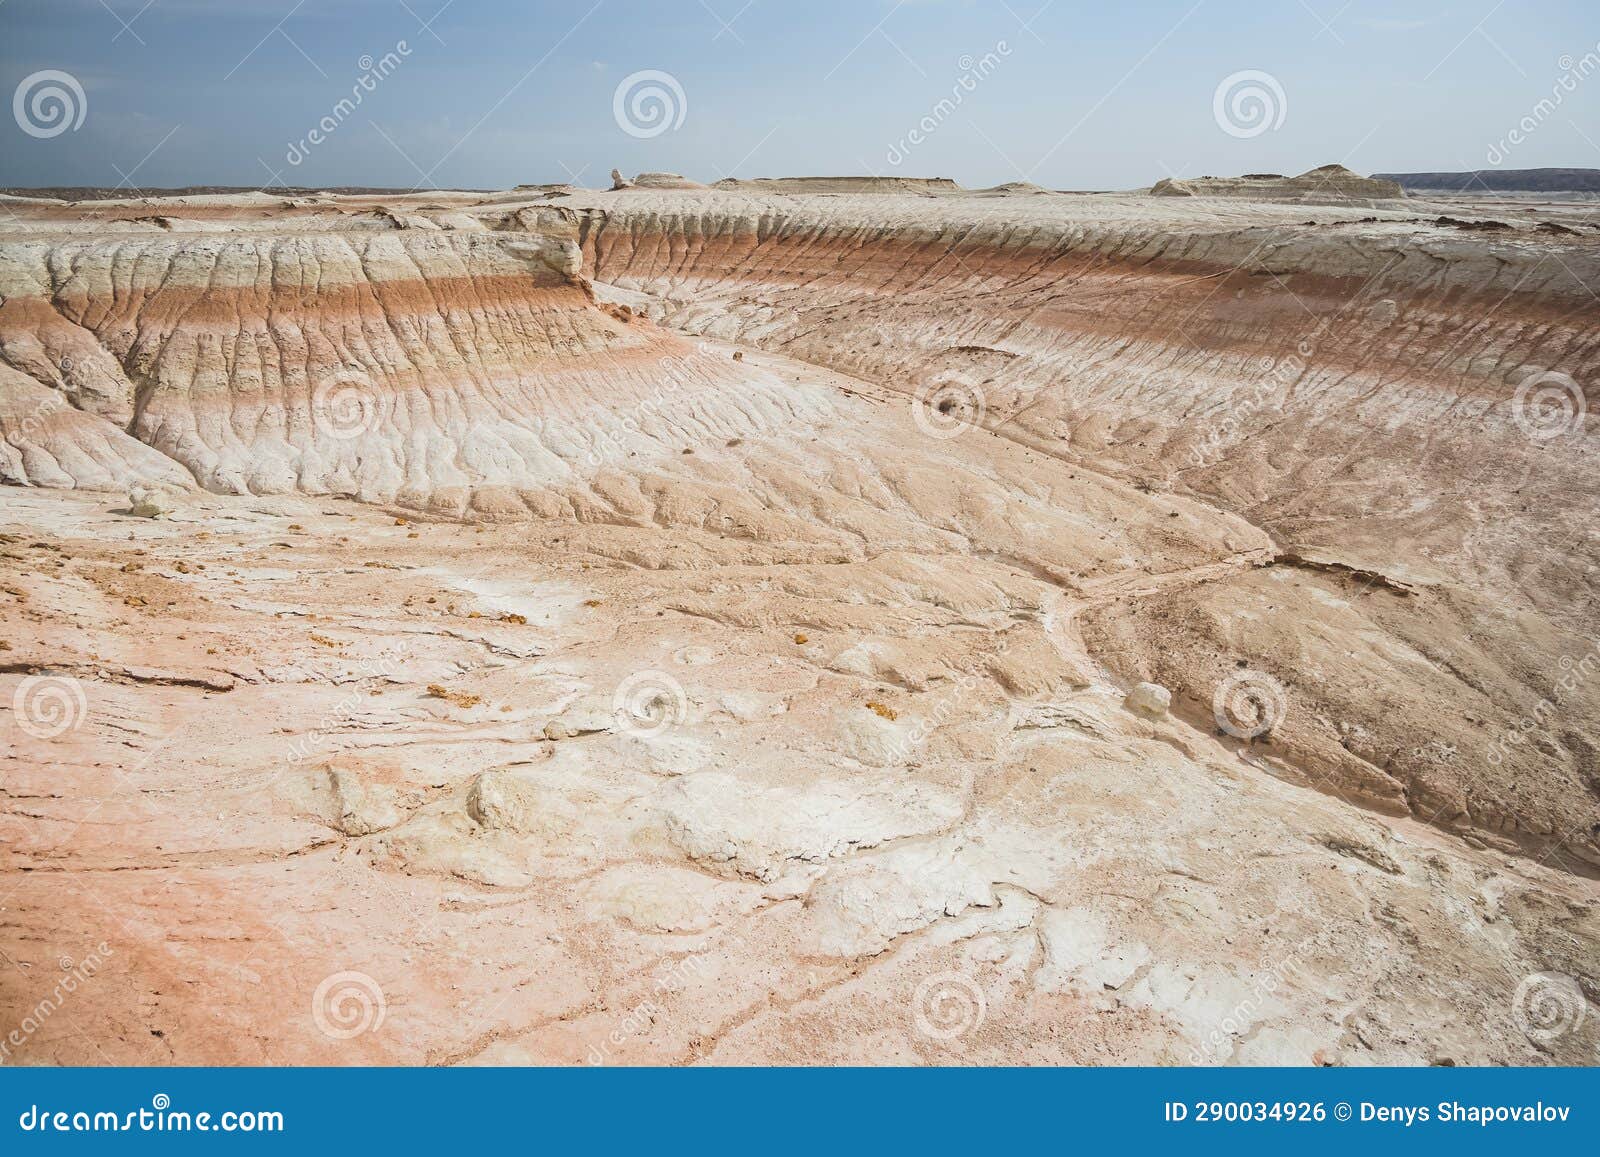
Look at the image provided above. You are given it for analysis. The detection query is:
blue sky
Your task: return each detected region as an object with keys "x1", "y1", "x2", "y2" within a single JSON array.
[{"x1": 2, "y1": 0, "x2": 1597, "y2": 190}]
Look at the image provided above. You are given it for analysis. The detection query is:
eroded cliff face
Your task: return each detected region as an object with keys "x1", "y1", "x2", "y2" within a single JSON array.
[
  {"x1": 572, "y1": 190, "x2": 1600, "y2": 872},
  {"x1": 575, "y1": 192, "x2": 1596, "y2": 611},
  {"x1": 0, "y1": 225, "x2": 833, "y2": 518},
  {"x1": 1, "y1": 188, "x2": 1596, "y2": 1067}
]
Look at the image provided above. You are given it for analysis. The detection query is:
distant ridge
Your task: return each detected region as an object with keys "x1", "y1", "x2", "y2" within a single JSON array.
[
  {"x1": 1150, "y1": 164, "x2": 1403, "y2": 203},
  {"x1": 0, "y1": 185, "x2": 499, "y2": 203},
  {"x1": 712, "y1": 176, "x2": 963, "y2": 194},
  {"x1": 1375, "y1": 168, "x2": 1600, "y2": 193}
]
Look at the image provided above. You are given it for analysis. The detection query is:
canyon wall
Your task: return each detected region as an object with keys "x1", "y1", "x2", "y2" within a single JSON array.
[
  {"x1": 574, "y1": 190, "x2": 1600, "y2": 869},
  {"x1": 0, "y1": 225, "x2": 827, "y2": 518}
]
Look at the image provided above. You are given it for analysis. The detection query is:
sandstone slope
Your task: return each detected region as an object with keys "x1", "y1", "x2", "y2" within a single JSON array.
[{"x1": 1, "y1": 185, "x2": 1596, "y2": 1067}]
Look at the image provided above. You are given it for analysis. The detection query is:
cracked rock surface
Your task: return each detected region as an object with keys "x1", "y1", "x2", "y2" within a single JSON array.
[{"x1": 0, "y1": 186, "x2": 1596, "y2": 1066}]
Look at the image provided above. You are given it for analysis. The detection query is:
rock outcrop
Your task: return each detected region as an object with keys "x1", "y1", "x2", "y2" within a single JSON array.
[
  {"x1": 0, "y1": 226, "x2": 828, "y2": 517},
  {"x1": 628, "y1": 172, "x2": 707, "y2": 190},
  {"x1": 1150, "y1": 164, "x2": 1405, "y2": 202}
]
